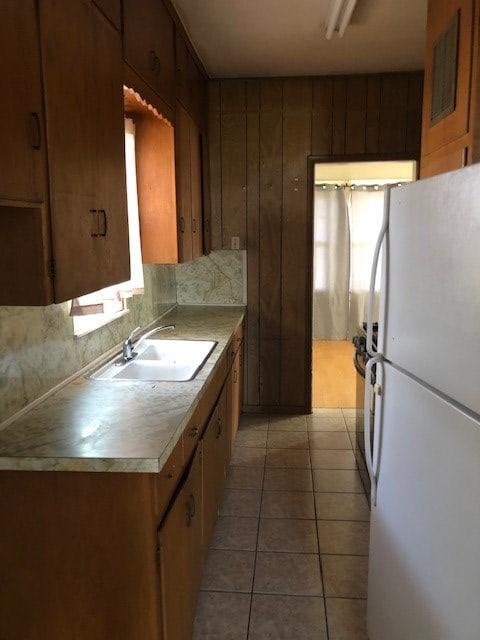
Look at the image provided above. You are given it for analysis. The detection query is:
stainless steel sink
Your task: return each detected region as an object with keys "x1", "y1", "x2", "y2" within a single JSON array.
[{"x1": 89, "y1": 339, "x2": 217, "y2": 382}]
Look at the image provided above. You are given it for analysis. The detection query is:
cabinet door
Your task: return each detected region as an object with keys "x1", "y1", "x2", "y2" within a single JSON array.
[
  {"x1": 228, "y1": 345, "x2": 243, "y2": 455},
  {"x1": 123, "y1": 0, "x2": 175, "y2": 108},
  {"x1": 175, "y1": 103, "x2": 204, "y2": 262},
  {"x1": 40, "y1": 0, "x2": 129, "y2": 301},
  {"x1": 0, "y1": 0, "x2": 45, "y2": 203},
  {"x1": 158, "y1": 444, "x2": 202, "y2": 640},
  {"x1": 175, "y1": 29, "x2": 190, "y2": 109},
  {"x1": 201, "y1": 387, "x2": 228, "y2": 557},
  {"x1": 190, "y1": 117, "x2": 204, "y2": 259},
  {"x1": 175, "y1": 103, "x2": 193, "y2": 262}
]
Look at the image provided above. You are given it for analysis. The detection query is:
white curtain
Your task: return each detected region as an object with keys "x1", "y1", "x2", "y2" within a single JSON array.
[{"x1": 313, "y1": 185, "x2": 384, "y2": 340}]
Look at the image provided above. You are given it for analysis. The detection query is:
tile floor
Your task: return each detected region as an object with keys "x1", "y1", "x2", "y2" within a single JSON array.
[{"x1": 193, "y1": 409, "x2": 370, "y2": 640}]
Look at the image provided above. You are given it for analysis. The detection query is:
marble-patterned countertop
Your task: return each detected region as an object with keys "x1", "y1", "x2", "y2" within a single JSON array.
[{"x1": 0, "y1": 306, "x2": 244, "y2": 474}]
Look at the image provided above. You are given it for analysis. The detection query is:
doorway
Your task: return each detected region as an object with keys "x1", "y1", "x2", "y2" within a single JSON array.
[{"x1": 311, "y1": 160, "x2": 417, "y2": 408}]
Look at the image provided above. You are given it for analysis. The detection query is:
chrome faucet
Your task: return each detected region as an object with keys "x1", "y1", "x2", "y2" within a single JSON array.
[{"x1": 121, "y1": 324, "x2": 175, "y2": 363}]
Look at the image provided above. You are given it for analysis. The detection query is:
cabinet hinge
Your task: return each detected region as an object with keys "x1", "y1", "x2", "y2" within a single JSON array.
[{"x1": 48, "y1": 259, "x2": 56, "y2": 280}]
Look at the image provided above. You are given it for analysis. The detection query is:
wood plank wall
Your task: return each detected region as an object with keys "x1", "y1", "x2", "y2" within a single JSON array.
[{"x1": 208, "y1": 72, "x2": 423, "y2": 413}]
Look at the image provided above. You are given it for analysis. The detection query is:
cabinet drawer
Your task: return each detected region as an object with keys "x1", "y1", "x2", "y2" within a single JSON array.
[{"x1": 154, "y1": 436, "x2": 184, "y2": 520}]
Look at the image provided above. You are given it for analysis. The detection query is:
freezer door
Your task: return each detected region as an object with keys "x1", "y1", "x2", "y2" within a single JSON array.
[
  {"x1": 368, "y1": 363, "x2": 480, "y2": 640},
  {"x1": 381, "y1": 164, "x2": 480, "y2": 415}
]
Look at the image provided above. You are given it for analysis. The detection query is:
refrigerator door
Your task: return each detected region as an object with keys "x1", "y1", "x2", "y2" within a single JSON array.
[
  {"x1": 367, "y1": 362, "x2": 480, "y2": 640},
  {"x1": 381, "y1": 164, "x2": 480, "y2": 415}
]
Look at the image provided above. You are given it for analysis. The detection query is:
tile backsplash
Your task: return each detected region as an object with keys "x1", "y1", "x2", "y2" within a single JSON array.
[
  {"x1": 176, "y1": 250, "x2": 246, "y2": 305},
  {"x1": 0, "y1": 251, "x2": 244, "y2": 424}
]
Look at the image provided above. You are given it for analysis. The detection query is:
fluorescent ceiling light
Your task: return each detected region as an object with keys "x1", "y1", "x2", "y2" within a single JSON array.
[{"x1": 325, "y1": 0, "x2": 357, "y2": 39}]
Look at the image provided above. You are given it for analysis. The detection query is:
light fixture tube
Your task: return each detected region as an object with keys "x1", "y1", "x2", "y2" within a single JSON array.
[
  {"x1": 325, "y1": 0, "x2": 344, "y2": 39},
  {"x1": 325, "y1": 0, "x2": 357, "y2": 39},
  {"x1": 337, "y1": 0, "x2": 357, "y2": 37}
]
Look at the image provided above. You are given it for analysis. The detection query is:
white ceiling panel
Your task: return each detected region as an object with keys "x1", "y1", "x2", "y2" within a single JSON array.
[{"x1": 171, "y1": 0, "x2": 427, "y2": 78}]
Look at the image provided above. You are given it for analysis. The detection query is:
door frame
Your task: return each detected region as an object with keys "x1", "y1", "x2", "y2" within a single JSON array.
[{"x1": 304, "y1": 153, "x2": 419, "y2": 412}]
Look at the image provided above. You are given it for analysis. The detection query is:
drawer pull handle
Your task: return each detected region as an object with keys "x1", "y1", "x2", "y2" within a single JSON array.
[
  {"x1": 189, "y1": 426, "x2": 199, "y2": 438},
  {"x1": 215, "y1": 417, "x2": 222, "y2": 439},
  {"x1": 233, "y1": 370, "x2": 238, "y2": 383},
  {"x1": 31, "y1": 112, "x2": 41, "y2": 150},
  {"x1": 186, "y1": 494, "x2": 196, "y2": 526}
]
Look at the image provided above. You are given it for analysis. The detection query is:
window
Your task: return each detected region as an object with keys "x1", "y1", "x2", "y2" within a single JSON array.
[{"x1": 71, "y1": 117, "x2": 144, "y2": 336}]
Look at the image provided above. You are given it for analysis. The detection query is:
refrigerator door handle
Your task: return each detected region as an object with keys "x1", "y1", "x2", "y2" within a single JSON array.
[
  {"x1": 367, "y1": 186, "x2": 391, "y2": 358},
  {"x1": 364, "y1": 354, "x2": 383, "y2": 505}
]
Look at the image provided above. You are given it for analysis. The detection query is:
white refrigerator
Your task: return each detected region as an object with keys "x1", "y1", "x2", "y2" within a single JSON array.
[{"x1": 364, "y1": 164, "x2": 480, "y2": 640}]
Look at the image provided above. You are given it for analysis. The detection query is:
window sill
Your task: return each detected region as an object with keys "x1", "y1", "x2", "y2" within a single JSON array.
[{"x1": 73, "y1": 309, "x2": 130, "y2": 338}]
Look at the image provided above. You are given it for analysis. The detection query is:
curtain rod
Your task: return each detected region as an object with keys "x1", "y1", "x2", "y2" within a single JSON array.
[{"x1": 314, "y1": 181, "x2": 404, "y2": 190}]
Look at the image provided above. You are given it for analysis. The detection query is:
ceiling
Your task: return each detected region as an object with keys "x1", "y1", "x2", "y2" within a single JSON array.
[{"x1": 170, "y1": 0, "x2": 428, "y2": 79}]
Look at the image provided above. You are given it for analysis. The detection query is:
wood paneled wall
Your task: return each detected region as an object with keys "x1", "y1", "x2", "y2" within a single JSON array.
[{"x1": 208, "y1": 72, "x2": 423, "y2": 413}]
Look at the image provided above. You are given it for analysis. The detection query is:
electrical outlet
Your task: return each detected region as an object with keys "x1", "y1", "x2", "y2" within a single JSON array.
[{"x1": 231, "y1": 236, "x2": 240, "y2": 250}]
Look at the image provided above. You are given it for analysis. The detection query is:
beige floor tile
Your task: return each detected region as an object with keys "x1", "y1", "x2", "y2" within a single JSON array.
[
  {"x1": 307, "y1": 415, "x2": 347, "y2": 431},
  {"x1": 254, "y1": 551, "x2": 323, "y2": 596},
  {"x1": 261, "y1": 490, "x2": 315, "y2": 519},
  {"x1": 226, "y1": 465, "x2": 264, "y2": 490},
  {"x1": 248, "y1": 594, "x2": 327, "y2": 639},
  {"x1": 326, "y1": 598, "x2": 369, "y2": 640},
  {"x1": 211, "y1": 516, "x2": 259, "y2": 551},
  {"x1": 315, "y1": 492, "x2": 370, "y2": 521},
  {"x1": 317, "y1": 520, "x2": 370, "y2": 555},
  {"x1": 220, "y1": 488, "x2": 262, "y2": 517},
  {"x1": 310, "y1": 449, "x2": 357, "y2": 470},
  {"x1": 238, "y1": 414, "x2": 269, "y2": 431},
  {"x1": 308, "y1": 431, "x2": 352, "y2": 450},
  {"x1": 322, "y1": 554, "x2": 369, "y2": 598},
  {"x1": 230, "y1": 446, "x2": 266, "y2": 467},
  {"x1": 201, "y1": 549, "x2": 255, "y2": 593},
  {"x1": 341, "y1": 408, "x2": 357, "y2": 418},
  {"x1": 234, "y1": 429, "x2": 268, "y2": 448},
  {"x1": 312, "y1": 408, "x2": 343, "y2": 417},
  {"x1": 267, "y1": 431, "x2": 309, "y2": 449},
  {"x1": 345, "y1": 417, "x2": 357, "y2": 433},
  {"x1": 313, "y1": 469, "x2": 364, "y2": 493},
  {"x1": 193, "y1": 591, "x2": 250, "y2": 640},
  {"x1": 258, "y1": 518, "x2": 318, "y2": 553},
  {"x1": 266, "y1": 448, "x2": 311, "y2": 469},
  {"x1": 268, "y1": 415, "x2": 307, "y2": 431},
  {"x1": 264, "y1": 467, "x2": 313, "y2": 492}
]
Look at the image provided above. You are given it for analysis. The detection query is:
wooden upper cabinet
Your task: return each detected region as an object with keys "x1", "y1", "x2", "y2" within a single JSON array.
[
  {"x1": 92, "y1": 0, "x2": 121, "y2": 29},
  {"x1": 40, "y1": 0, "x2": 130, "y2": 301},
  {"x1": 175, "y1": 103, "x2": 204, "y2": 262},
  {"x1": 420, "y1": 0, "x2": 474, "y2": 175},
  {"x1": 123, "y1": 0, "x2": 175, "y2": 108},
  {"x1": 0, "y1": 0, "x2": 46, "y2": 203},
  {"x1": 175, "y1": 28, "x2": 207, "y2": 130}
]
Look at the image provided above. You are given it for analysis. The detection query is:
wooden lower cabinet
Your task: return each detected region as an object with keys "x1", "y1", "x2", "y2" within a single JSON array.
[
  {"x1": 158, "y1": 443, "x2": 203, "y2": 640},
  {"x1": 0, "y1": 325, "x2": 244, "y2": 638}
]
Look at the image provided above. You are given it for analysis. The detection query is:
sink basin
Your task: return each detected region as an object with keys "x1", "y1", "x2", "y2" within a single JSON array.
[{"x1": 89, "y1": 339, "x2": 217, "y2": 382}]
